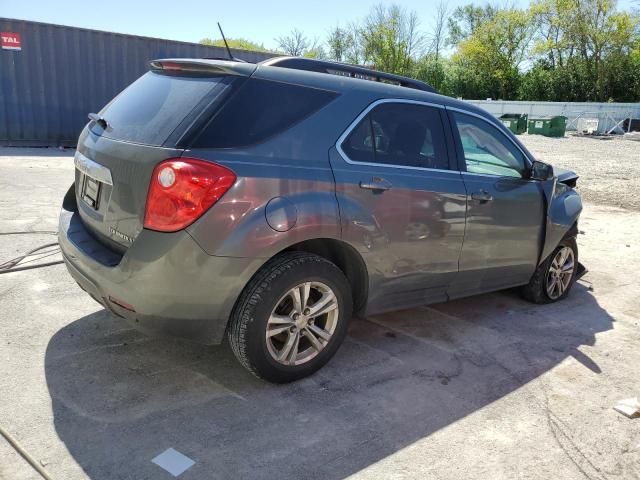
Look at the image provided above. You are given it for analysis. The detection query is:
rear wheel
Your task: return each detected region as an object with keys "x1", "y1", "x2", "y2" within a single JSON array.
[
  {"x1": 228, "y1": 252, "x2": 352, "y2": 383},
  {"x1": 521, "y1": 237, "x2": 578, "y2": 304}
]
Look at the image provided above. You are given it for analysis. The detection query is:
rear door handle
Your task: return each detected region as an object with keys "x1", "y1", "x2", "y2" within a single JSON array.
[
  {"x1": 471, "y1": 189, "x2": 493, "y2": 203},
  {"x1": 359, "y1": 177, "x2": 392, "y2": 192}
]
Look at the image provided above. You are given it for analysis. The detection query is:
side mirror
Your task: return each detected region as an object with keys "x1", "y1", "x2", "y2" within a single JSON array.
[{"x1": 530, "y1": 160, "x2": 554, "y2": 181}]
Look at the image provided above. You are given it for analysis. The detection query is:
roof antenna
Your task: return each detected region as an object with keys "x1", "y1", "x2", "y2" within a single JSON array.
[{"x1": 217, "y1": 22, "x2": 235, "y2": 61}]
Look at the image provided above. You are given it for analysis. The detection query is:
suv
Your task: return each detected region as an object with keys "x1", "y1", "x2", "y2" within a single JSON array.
[{"x1": 59, "y1": 57, "x2": 584, "y2": 383}]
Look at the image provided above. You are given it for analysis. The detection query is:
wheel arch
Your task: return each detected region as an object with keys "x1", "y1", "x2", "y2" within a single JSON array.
[
  {"x1": 280, "y1": 238, "x2": 369, "y2": 313},
  {"x1": 539, "y1": 188, "x2": 582, "y2": 264}
]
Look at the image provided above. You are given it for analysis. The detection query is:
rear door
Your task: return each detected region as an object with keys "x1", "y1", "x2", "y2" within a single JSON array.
[
  {"x1": 330, "y1": 100, "x2": 467, "y2": 313},
  {"x1": 446, "y1": 109, "x2": 544, "y2": 298},
  {"x1": 74, "y1": 64, "x2": 242, "y2": 251}
]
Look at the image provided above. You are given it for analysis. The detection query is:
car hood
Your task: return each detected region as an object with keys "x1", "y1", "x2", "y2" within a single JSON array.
[{"x1": 554, "y1": 167, "x2": 579, "y2": 187}]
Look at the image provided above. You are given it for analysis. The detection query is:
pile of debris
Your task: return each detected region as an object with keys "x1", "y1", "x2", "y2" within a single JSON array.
[{"x1": 614, "y1": 397, "x2": 640, "y2": 418}]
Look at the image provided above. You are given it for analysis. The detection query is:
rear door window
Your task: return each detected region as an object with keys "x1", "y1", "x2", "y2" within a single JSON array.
[
  {"x1": 340, "y1": 102, "x2": 449, "y2": 170},
  {"x1": 91, "y1": 71, "x2": 233, "y2": 146},
  {"x1": 191, "y1": 78, "x2": 339, "y2": 148},
  {"x1": 341, "y1": 115, "x2": 375, "y2": 162}
]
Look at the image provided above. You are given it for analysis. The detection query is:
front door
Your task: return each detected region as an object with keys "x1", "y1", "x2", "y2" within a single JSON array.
[
  {"x1": 330, "y1": 101, "x2": 467, "y2": 313},
  {"x1": 447, "y1": 109, "x2": 545, "y2": 298}
]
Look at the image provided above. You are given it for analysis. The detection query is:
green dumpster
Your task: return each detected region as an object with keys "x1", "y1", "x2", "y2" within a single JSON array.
[
  {"x1": 500, "y1": 113, "x2": 528, "y2": 134},
  {"x1": 527, "y1": 115, "x2": 568, "y2": 137}
]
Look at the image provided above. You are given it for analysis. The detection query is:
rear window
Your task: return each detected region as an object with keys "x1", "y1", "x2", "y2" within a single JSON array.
[
  {"x1": 91, "y1": 71, "x2": 234, "y2": 146},
  {"x1": 191, "y1": 78, "x2": 339, "y2": 148}
]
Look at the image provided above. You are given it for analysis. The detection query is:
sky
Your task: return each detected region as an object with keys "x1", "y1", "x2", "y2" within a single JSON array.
[{"x1": 2, "y1": 0, "x2": 637, "y2": 51}]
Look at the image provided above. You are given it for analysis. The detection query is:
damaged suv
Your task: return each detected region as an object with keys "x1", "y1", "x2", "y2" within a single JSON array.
[{"x1": 59, "y1": 57, "x2": 584, "y2": 383}]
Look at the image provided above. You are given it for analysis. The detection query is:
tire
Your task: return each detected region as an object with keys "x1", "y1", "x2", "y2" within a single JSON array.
[
  {"x1": 227, "y1": 252, "x2": 353, "y2": 383},
  {"x1": 521, "y1": 237, "x2": 578, "y2": 304}
]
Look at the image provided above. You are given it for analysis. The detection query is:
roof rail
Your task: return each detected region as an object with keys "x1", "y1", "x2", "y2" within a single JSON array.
[{"x1": 260, "y1": 57, "x2": 437, "y2": 93}]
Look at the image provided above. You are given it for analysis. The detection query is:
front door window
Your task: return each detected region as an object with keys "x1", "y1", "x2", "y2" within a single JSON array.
[{"x1": 453, "y1": 112, "x2": 527, "y2": 178}]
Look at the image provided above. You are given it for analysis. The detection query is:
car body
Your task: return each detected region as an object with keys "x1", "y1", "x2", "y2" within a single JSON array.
[{"x1": 59, "y1": 57, "x2": 584, "y2": 382}]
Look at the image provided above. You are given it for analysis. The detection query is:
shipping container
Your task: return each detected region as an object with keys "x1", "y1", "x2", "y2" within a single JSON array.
[{"x1": 0, "y1": 18, "x2": 275, "y2": 147}]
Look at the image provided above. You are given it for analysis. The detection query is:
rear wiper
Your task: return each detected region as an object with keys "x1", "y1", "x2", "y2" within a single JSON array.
[{"x1": 88, "y1": 113, "x2": 109, "y2": 130}]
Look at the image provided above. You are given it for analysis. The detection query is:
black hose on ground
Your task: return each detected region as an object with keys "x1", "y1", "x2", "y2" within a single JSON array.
[
  {"x1": 0, "y1": 242, "x2": 60, "y2": 271},
  {"x1": 0, "y1": 231, "x2": 57, "y2": 236},
  {"x1": 0, "y1": 235, "x2": 63, "y2": 274},
  {"x1": 0, "y1": 260, "x2": 64, "y2": 275}
]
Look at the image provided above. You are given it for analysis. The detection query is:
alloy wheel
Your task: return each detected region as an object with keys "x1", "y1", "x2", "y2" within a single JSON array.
[
  {"x1": 546, "y1": 246, "x2": 575, "y2": 300},
  {"x1": 266, "y1": 281, "x2": 340, "y2": 366}
]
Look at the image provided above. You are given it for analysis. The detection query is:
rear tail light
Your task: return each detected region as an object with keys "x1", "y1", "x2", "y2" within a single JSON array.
[
  {"x1": 144, "y1": 157, "x2": 236, "y2": 232},
  {"x1": 151, "y1": 60, "x2": 183, "y2": 71}
]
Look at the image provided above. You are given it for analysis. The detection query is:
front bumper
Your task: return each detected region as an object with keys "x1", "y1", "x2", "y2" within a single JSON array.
[{"x1": 58, "y1": 191, "x2": 263, "y2": 344}]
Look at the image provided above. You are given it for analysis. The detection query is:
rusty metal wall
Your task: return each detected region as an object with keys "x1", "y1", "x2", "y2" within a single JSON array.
[{"x1": 0, "y1": 18, "x2": 275, "y2": 147}]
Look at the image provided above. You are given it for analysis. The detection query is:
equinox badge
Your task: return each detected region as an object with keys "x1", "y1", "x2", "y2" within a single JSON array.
[{"x1": 109, "y1": 227, "x2": 133, "y2": 243}]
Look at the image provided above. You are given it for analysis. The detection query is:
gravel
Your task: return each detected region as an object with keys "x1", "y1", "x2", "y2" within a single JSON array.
[{"x1": 519, "y1": 133, "x2": 640, "y2": 211}]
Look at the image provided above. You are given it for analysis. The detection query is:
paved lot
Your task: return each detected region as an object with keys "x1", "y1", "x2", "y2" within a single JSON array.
[{"x1": 1, "y1": 146, "x2": 639, "y2": 480}]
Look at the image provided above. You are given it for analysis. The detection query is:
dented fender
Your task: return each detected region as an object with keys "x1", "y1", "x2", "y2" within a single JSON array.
[{"x1": 539, "y1": 169, "x2": 583, "y2": 264}]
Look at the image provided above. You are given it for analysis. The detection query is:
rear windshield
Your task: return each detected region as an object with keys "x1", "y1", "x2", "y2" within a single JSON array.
[
  {"x1": 91, "y1": 71, "x2": 234, "y2": 146},
  {"x1": 191, "y1": 78, "x2": 339, "y2": 148}
]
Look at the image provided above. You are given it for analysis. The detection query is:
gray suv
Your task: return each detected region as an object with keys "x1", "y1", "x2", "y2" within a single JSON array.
[{"x1": 59, "y1": 57, "x2": 584, "y2": 383}]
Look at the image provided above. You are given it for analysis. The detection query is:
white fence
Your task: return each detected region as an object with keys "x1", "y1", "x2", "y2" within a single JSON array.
[{"x1": 466, "y1": 100, "x2": 640, "y2": 134}]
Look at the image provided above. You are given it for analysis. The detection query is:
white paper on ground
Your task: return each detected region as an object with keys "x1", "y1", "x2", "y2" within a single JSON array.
[
  {"x1": 151, "y1": 448, "x2": 195, "y2": 477},
  {"x1": 613, "y1": 397, "x2": 640, "y2": 418}
]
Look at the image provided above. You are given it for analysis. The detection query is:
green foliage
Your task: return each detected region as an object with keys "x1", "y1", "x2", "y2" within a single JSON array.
[
  {"x1": 527, "y1": 0, "x2": 640, "y2": 100},
  {"x1": 303, "y1": 46, "x2": 327, "y2": 60},
  {"x1": 413, "y1": 54, "x2": 447, "y2": 92},
  {"x1": 359, "y1": 4, "x2": 423, "y2": 76},
  {"x1": 327, "y1": 26, "x2": 352, "y2": 62},
  {"x1": 208, "y1": 1, "x2": 640, "y2": 101},
  {"x1": 441, "y1": 0, "x2": 639, "y2": 100},
  {"x1": 447, "y1": 4, "x2": 498, "y2": 45},
  {"x1": 361, "y1": 17, "x2": 411, "y2": 74},
  {"x1": 452, "y1": 8, "x2": 535, "y2": 98},
  {"x1": 199, "y1": 37, "x2": 270, "y2": 52}
]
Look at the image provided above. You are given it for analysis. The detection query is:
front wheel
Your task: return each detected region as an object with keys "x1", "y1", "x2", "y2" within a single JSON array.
[
  {"x1": 227, "y1": 252, "x2": 352, "y2": 383},
  {"x1": 521, "y1": 237, "x2": 578, "y2": 304}
]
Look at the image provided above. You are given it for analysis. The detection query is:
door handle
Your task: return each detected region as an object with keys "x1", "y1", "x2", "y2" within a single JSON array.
[
  {"x1": 359, "y1": 177, "x2": 392, "y2": 192},
  {"x1": 471, "y1": 189, "x2": 493, "y2": 203}
]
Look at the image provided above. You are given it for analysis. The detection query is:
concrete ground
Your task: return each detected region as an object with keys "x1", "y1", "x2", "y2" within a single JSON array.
[
  {"x1": 521, "y1": 133, "x2": 640, "y2": 211},
  {"x1": 0, "y1": 146, "x2": 639, "y2": 480}
]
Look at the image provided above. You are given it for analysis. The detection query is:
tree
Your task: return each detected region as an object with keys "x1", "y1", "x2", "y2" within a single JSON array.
[
  {"x1": 447, "y1": 4, "x2": 499, "y2": 45},
  {"x1": 530, "y1": 0, "x2": 640, "y2": 100},
  {"x1": 327, "y1": 25, "x2": 353, "y2": 62},
  {"x1": 275, "y1": 28, "x2": 310, "y2": 56},
  {"x1": 415, "y1": 1, "x2": 449, "y2": 90},
  {"x1": 430, "y1": 1, "x2": 449, "y2": 64},
  {"x1": 344, "y1": 22, "x2": 364, "y2": 64},
  {"x1": 360, "y1": 3, "x2": 425, "y2": 75},
  {"x1": 199, "y1": 37, "x2": 269, "y2": 52},
  {"x1": 453, "y1": 7, "x2": 536, "y2": 98},
  {"x1": 270, "y1": 0, "x2": 640, "y2": 101},
  {"x1": 303, "y1": 38, "x2": 327, "y2": 59}
]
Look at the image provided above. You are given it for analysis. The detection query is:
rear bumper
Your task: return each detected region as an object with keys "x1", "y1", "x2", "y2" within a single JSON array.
[{"x1": 58, "y1": 192, "x2": 263, "y2": 344}]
